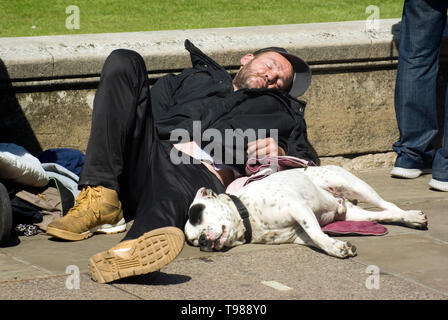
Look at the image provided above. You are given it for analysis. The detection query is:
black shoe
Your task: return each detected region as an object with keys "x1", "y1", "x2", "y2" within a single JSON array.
[{"x1": 0, "y1": 182, "x2": 13, "y2": 245}]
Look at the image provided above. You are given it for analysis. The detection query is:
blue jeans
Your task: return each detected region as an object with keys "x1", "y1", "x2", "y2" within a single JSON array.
[{"x1": 393, "y1": 0, "x2": 448, "y2": 181}]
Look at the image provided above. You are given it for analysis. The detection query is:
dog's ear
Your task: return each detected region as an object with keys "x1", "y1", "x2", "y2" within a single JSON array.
[
  {"x1": 195, "y1": 187, "x2": 214, "y2": 198},
  {"x1": 188, "y1": 203, "x2": 205, "y2": 226}
]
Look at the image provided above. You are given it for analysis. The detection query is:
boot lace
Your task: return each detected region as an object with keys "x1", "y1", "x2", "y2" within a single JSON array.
[{"x1": 68, "y1": 186, "x2": 101, "y2": 218}]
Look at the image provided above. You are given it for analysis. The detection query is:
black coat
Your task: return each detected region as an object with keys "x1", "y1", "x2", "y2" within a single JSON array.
[{"x1": 150, "y1": 40, "x2": 319, "y2": 173}]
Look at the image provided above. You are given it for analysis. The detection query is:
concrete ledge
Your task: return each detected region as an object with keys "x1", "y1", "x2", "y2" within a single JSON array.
[
  {"x1": 0, "y1": 19, "x2": 400, "y2": 81},
  {"x1": 0, "y1": 19, "x2": 445, "y2": 161}
]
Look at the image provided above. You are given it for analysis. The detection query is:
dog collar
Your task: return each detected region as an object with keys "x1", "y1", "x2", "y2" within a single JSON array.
[{"x1": 227, "y1": 194, "x2": 252, "y2": 244}]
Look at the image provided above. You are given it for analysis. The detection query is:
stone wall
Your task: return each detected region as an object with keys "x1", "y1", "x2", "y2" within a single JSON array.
[{"x1": 0, "y1": 19, "x2": 445, "y2": 169}]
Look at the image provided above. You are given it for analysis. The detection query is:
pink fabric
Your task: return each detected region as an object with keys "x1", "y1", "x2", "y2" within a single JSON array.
[
  {"x1": 245, "y1": 155, "x2": 315, "y2": 175},
  {"x1": 225, "y1": 176, "x2": 250, "y2": 194},
  {"x1": 322, "y1": 221, "x2": 388, "y2": 236},
  {"x1": 225, "y1": 155, "x2": 315, "y2": 194}
]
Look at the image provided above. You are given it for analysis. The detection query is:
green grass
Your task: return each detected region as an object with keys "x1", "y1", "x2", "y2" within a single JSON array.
[{"x1": 0, "y1": 0, "x2": 404, "y2": 38}]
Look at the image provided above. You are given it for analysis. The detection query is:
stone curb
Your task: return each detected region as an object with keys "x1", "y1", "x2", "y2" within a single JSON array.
[{"x1": 0, "y1": 19, "x2": 401, "y2": 81}]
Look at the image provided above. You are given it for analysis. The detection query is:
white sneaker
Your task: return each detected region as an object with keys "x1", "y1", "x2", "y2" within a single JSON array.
[
  {"x1": 391, "y1": 167, "x2": 431, "y2": 179},
  {"x1": 429, "y1": 178, "x2": 448, "y2": 192}
]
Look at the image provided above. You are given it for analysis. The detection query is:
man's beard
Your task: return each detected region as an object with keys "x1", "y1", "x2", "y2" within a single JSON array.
[{"x1": 232, "y1": 61, "x2": 266, "y2": 90}]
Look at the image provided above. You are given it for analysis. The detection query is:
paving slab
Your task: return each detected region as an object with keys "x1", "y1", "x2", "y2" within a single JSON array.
[
  {"x1": 0, "y1": 231, "x2": 124, "y2": 281},
  {"x1": 0, "y1": 274, "x2": 137, "y2": 300},
  {"x1": 0, "y1": 168, "x2": 447, "y2": 301},
  {"x1": 108, "y1": 245, "x2": 446, "y2": 300}
]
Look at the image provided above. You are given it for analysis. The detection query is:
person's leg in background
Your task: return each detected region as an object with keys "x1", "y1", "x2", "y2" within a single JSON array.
[
  {"x1": 391, "y1": 0, "x2": 448, "y2": 192},
  {"x1": 429, "y1": 75, "x2": 448, "y2": 190}
]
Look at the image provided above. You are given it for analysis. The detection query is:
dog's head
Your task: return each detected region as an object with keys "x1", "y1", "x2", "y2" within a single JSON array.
[{"x1": 185, "y1": 187, "x2": 242, "y2": 252}]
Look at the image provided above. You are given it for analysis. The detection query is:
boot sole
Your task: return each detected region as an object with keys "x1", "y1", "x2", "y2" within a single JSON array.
[
  {"x1": 88, "y1": 227, "x2": 185, "y2": 283},
  {"x1": 46, "y1": 218, "x2": 127, "y2": 241}
]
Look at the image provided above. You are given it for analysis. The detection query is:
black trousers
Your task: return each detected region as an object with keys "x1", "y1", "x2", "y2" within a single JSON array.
[{"x1": 78, "y1": 49, "x2": 225, "y2": 241}]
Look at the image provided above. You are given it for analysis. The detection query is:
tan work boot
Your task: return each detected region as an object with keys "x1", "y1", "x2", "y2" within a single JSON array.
[
  {"x1": 88, "y1": 227, "x2": 185, "y2": 283},
  {"x1": 46, "y1": 186, "x2": 126, "y2": 241}
]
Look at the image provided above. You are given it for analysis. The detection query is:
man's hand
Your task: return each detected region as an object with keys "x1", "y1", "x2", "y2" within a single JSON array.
[
  {"x1": 246, "y1": 137, "x2": 286, "y2": 159},
  {"x1": 245, "y1": 137, "x2": 285, "y2": 176}
]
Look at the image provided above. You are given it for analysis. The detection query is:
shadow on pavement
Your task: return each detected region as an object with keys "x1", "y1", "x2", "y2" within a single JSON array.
[{"x1": 112, "y1": 271, "x2": 191, "y2": 286}]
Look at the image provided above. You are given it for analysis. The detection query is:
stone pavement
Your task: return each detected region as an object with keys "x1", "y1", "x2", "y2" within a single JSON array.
[{"x1": 0, "y1": 168, "x2": 447, "y2": 301}]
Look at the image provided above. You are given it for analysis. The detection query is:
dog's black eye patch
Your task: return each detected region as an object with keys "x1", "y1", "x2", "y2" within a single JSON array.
[{"x1": 188, "y1": 204, "x2": 205, "y2": 226}]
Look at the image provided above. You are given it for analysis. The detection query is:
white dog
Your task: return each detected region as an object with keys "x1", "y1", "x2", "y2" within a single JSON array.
[{"x1": 184, "y1": 165, "x2": 427, "y2": 258}]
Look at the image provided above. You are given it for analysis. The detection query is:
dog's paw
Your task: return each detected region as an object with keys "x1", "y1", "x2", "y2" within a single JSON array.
[
  {"x1": 327, "y1": 240, "x2": 357, "y2": 259},
  {"x1": 402, "y1": 210, "x2": 428, "y2": 229}
]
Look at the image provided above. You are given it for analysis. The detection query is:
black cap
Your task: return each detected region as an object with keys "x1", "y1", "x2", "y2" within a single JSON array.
[{"x1": 253, "y1": 47, "x2": 311, "y2": 97}]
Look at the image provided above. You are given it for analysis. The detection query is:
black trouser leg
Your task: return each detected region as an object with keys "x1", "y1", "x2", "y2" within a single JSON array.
[
  {"x1": 123, "y1": 140, "x2": 226, "y2": 241},
  {"x1": 79, "y1": 49, "x2": 154, "y2": 221}
]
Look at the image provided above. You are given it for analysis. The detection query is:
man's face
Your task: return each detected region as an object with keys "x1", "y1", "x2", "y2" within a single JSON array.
[{"x1": 233, "y1": 51, "x2": 294, "y2": 92}]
